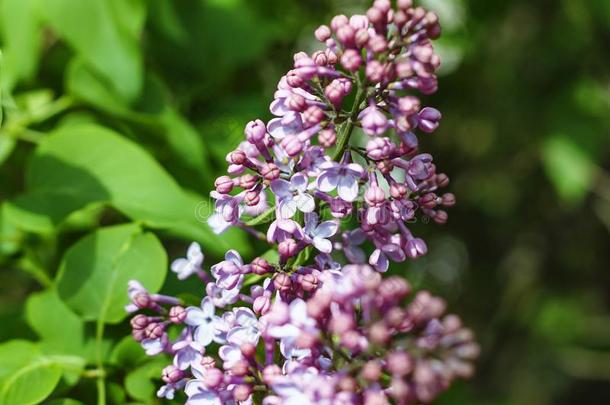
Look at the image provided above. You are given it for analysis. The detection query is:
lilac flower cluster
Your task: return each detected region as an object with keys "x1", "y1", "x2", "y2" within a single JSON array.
[{"x1": 127, "y1": 1, "x2": 478, "y2": 403}]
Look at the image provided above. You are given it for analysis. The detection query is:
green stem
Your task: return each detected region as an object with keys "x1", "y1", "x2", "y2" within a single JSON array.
[
  {"x1": 332, "y1": 76, "x2": 366, "y2": 161},
  {"x1": 95, "y1": 320, "x2": 106, "y2": 405}
]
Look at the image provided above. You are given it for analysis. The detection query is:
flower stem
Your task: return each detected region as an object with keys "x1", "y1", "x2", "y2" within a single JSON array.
[
  {"x1": 95, "y1": 320, "x2": 106, "y2": 405},
  {"x1": 332, "y1": 76, "x2": 366, "y2": 161}
]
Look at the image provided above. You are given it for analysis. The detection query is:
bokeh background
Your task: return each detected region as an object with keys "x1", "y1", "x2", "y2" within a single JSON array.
[{"x1": 1, "y1": 0, "x2": 609, "y2": 404}]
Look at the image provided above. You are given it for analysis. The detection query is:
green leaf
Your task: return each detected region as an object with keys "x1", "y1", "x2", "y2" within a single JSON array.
[
  {"x1": 26, "y1": 289, "x2": 84, "y2": 354},
  {"x1": 542, "y1": 136, "x2": 598, "y2": 203},
  {"x1": 245, "y1": 207, "x2": 276, "y2": 227},
  {"x1": 109, "y1": 336, "x2": 147, "y2": 368},
  {"x1": 66, "y1": 61, "x2": 213, "y2": 183},
  {"x1": 0, "y1": 340, "x2": 84, "y2": 405},
  {"x1": 0, "y1": 132, "x2": 16, "y2": 167},
  {"x1": 37, "y1": 0, "x2": 143, "y2": 101},
  {"x1": 124, "y1": 359, "x2": 165, "y2": 402},
  {"x1": 56, "y1": 223, "x2": 167, "y2": 324},
  {"x1": 0, "y1": 0, "x2": 42, "y2": 90},
  {"x1": 5, "y1": 123, "x2": 249, "y2": 255}
]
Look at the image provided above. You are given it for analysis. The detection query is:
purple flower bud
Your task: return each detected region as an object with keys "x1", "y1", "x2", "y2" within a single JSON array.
[
  {"x1": 286, "y1": 70, "x2": 304, "y2": 88},
  {"x1": 202, "y1": 367, "x2": 224, "y2": 388},
  {"x1": 387, "y1": 350, "x2": 414, "y2": 377},
  {"x1": 314, "y1": 25, "x2": 331, "y2": 42},
  {"x1": 363, "y1": 390, "x2": 389, "y2": 405},
  {"x1": 366, "y1": 137, "x2": 394, "y2": 159},
  {"x1": 351, "y1": 30, "x2": 368, "y2": 50},
  {"x1": 298, "y1": 273, "x2": 318, "y2": 292},
  {"x1": 237, "y1": 175, "x2": 257, "y2": 191},
  {"x1": 365, "y1": 60, "x2": 385, "y2": 83},
  {"x1": 253, "y1": 295, "x2": 271, "y2": 314},
  {"x1": 261, "y1": 163, "x2": 280, "y2": 181},
  {"x1": 169, "y1": 306, "x2": 187, "y2": 324},
  {"x1": 245, "y1": 189, "x2": 261, "y2": 206},
  {"x1": 341, "y1": 49, "x2": 363, "y2": 72},
  {"x1": 130, "y1": 314, "x2": 150, "y2": 330},
  {"x1": 262, "y1": 365, "x2": 281, "y2": 384},
  {"x1": 162, "y1": 365, "x2": 185, "y2": 384},
  {"x1": 303, "y1": 106, "x2": 325, "y2": 126},
  {"x1": 330, "y1": 14, "x2": 349, "y2": 31},
  {"x1": 390, "y1": 183, "x2": 407, "y2": 198},
  {"x1": 365, "y1": 186, "x2": 385, "y2": 206},
  {"x1": 230, "y1": 150, "x2": 247, "y2": 165},
  {"x1": 280, "y1": 135, "x2": 303, "y2": 157},
  {"x1": 397, "y1": 96, "x2": 421, "y2": 115},
  {"x1": 397, "y1": 0, "x2": 413, "y2": 10},
  {"x1": 369, "y1": 321, "x2": 390, "y2": 344},
  {"x1": 432, "y1": 209, "x2": 448, "y2": 224},
  {"x1": 318, "y1": 128, "x2": 337, "y2": 148},
  {"x1": 145, "y1": 322, "x2": 165, "y2": 339},
  {"x1": 442, "y1": 193, "x2": 456, "y2": 207},
  {"x1": 251, "y1": 257, "x2": 273, "y2": 275},
  {"x1": 312, "y1": 50, "x2": 328, "y2": 66},
  {"x1": 245, "y1": 119, "x2": 266, "y2": 143},
  {"x1": 274, "y1": 273, "x2": 293, "y2": 292},
  {"x1": 366, "y1": 7, "x2": 385, "y2": 26},
  {"x1": 418, "y1": 107, "x2": 441, "y2": 133},
  {"x1": 349, "y1": 14, "x2": 369, "y2": 30},
  {"x1": 200, "y1": 356, "x2": 216, "y2": 369},
  {"x1": 360, "y1": 104, "x2": 388, "y2": 136},
  {"x1": 286, "y1": 93, "x2": 307, "y2": 112},
  {"x1": 325, "y1": 80, "x2": 347, "y2": 107},
  {"x1": 379, "y1": 277, "x2": 411, "y2": 302},
  {"x1": 405, "y1": 237, "x2": 428, "y2": 258},
  {"x1": 362, "y1": 360, "x2": 383, "y2": 382},
  {"x1": 368, "y1": 34, "x2": 388, "y2": 53},
  {"x1": 336, "y1": 24, "x2": 355, "y2": 47},
  {"x1": 234, "y1": 384, "x2": 253, "y2": 401},
  {"x1": 373, "y1": 0, "x2": 391, "y2": 13},
  {"x1": 214, "y1": 175, "x2": 234, "y2": 194}
]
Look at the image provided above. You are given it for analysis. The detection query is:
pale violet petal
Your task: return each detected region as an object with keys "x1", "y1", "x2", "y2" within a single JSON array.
[
  {"x1": 314, "y1": 221, "x2": 338, "y2": 238},
  {"x1": 316, "y1": 171, "x2": 339, "y2": 192},
  {"x1": 337, "y1": 175, "x2": 359, "y2": 202},
  {"x1": 313, "y1": 237, "x2": 332, "y2": 253},
  {"x1": 294, "y1": 193, "x2": 315, "y2": 213}
]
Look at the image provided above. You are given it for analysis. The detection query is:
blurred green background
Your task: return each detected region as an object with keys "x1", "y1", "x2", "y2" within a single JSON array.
[{"x1": 0, "y1": 0, "x2": 609, "y2": 404}]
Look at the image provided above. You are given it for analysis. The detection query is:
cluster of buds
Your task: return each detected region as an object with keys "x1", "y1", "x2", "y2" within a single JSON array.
[
  {"x1": 127, "y1": 1, "x2": 478, "y2": 404},
  {"x1": 208, "y1": 0, "x2": 452, "y2": 272}
]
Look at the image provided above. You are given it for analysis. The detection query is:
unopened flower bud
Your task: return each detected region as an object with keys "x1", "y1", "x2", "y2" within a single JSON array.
[
  {"x1": 442, "y1": 193, "x2": 456, "y2": 207},
  {"x1": 368, "y1": 34, "x2": 388, "y2": 53},
  {"x1": 435, "y1": 173, "x2": 450, "y2": 188},
  {"x1": 169, "y1": 306, "x2": 187, "y2": 324},
  {"x1": 286, "y1": 93, "x2": 307, "y2": 112},
  {"x1": 231, "y1": 360, "x2": 250, "y2": 377},
  {"x1": 314, "y1": 25, "x2": 332, "y2": 42},
  {"x1": 263, "y1": 365, "x2": 281, "y2": 384},
  {"x1": 280, "y1": 135, "x2": 303, "y2": 157},
  {"x1": 234, "y1": 384, "x2": 252, "y2": 401},
  {"x1": 369, "y1": 321, "x2": 390, "y2": 344},
  {"x1": 214, "y1": 175, "x2": 234, "y2": 194},
  {"x1": 405, "y1": 237, "x2": 428, "y2": 258},
  {"x1": 341, "y1": 49, "x2": 363, "y2": 72},
  {"x1": 240, "y1": 343, "x2": 257, "y2": 359},
  {"x1": 330, "y1": 14, "x2": 349, "y2": 31},
  {"x1": 298, "y1": 273, "x2": 318, "y2": 292},
  {"x1": 251, "y1": 257, "x2": 273, "y2": 275},
  {"x1": 418, "y1": 107, "x2": 442, "y2": 133},
  {"x1": 261, "y1": 163, "x2": 280, "y2": 181},
  {"x1": 230, "y1": 150, "x2": 247, "y2": 165},
  {"x1": 130, "y1": 314, "x2": 150, "y2": 330},
  {"x1": 162, "y1": 365, "x2": 185, "y2": 384},
  {"x1": 238, "y1": 174, "x2": 258, "y2": 189},
  {"x1": 202, "y1": 367, "x2": 223, "y2": 388},
  {"x1": 418, "y1": 192, "x2": 438, "y2": 209},
  {"x1": 144, "y1": 322, "x2": 165, "y2": 339},
  {"x1": 390, "y1": 183, "x2": 407, "y2": 198},
  {"x1": 273, "y1": 273, "x2": 293, "y2": 292},
  {"x1": 318, "y1": 128, "x2": 337, "y2": 147},
  {"x1": 303, "y1": 106, "x2": 325, "y2": 126},
  {"x1": 362, "y1": 360, "x2": 383, "y2": 381},
  {"x1": 278, "y1": 239, "x2": 299, "y2": 258},
  {"x1": 245, "y1": 190, "x2": 260, "y2": 206},
  {"x1": 245, "y1": 119, "x2": 266, "y2": 143},
  {"x1": 433, "y1": 209, "x2": 448, "y2": 224},
  {"x1": 253, "y1": 295, "x2": 271, "y2": 315},
  {"x1": 365, "y1": 186, "x2": 385, "y2": 206},
  {"x1": 387, "y1": 350, "x2": 413, "y2": 377},
  {"x1": 366, "y1": 60, "x2": 385, "y2": 83}
]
